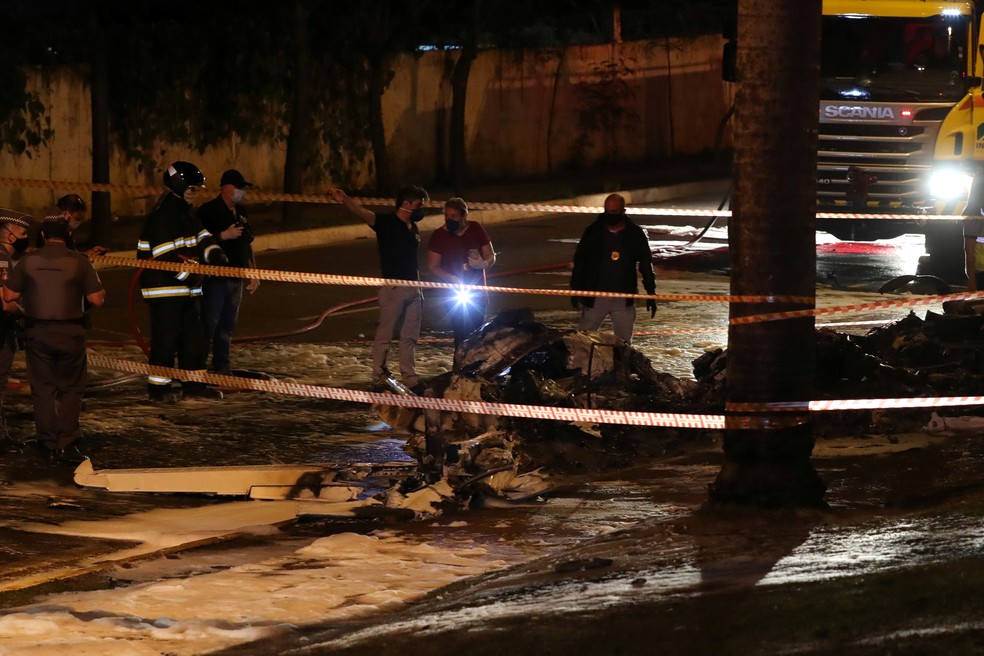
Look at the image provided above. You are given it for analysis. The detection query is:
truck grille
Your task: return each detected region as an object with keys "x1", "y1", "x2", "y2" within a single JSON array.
[{"x1": 817, "y1": 103, "x2": 950, "y2": 209}]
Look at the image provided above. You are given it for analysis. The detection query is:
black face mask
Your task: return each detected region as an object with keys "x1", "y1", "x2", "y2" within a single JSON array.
[
  {"x1": 601, "y1": 212, "x2": 624, "y2": 226},
  {"x1": 11, "y1": 237, "x2": 29, "y2": 253},
  {"x1": 445, "y1": 220, "x2": 461, "y2": 233},
  {"x1": 409, "y1": 208, "x2": 425, "y2": 223}
]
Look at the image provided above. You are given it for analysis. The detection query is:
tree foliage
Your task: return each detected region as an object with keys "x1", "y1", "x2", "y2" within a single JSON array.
[
  {"x1": 0, "y1": 2, "x2": 55, "y2": 157},
  {"x1": 0, "y1": 0, "x2": 738, "y2": 185}
]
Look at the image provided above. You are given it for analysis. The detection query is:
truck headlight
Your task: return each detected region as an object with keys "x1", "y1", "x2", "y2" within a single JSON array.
[{"x1": 929, "y1": 170, "x2": 974, "y2": 201}]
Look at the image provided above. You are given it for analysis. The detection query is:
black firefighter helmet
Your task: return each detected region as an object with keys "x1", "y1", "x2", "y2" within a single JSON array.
[{"x1": 163, "y1": 161, "x2": 206, "y2": 196}]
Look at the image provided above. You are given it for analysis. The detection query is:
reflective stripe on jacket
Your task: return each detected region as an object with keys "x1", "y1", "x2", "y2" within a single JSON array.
[{"x1": 137, "y1": 193, "x2": 218, "y2": 300}]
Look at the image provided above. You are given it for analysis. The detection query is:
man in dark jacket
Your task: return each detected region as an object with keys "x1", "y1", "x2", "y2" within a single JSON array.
[
  {"x1": 570, "y1": 193, "x2": 657, "y2": 343},
  {"x1": 197, "y1": 169, "x2": 258, "y2": 374},
  {"x1": 137, "y1": 161, "x2": 228, "y2": 403}
]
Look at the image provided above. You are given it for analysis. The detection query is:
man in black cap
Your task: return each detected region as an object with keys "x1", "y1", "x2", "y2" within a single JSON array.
[
  {"x1": 3, "y1": 217, "x2": 105, "y2": 463},
  {"x1": 196, "y1": 169, "x2": 258, "y2": 374},
  {"x1": 0, "y1": 209, "x2": 32, "y2": 445}
]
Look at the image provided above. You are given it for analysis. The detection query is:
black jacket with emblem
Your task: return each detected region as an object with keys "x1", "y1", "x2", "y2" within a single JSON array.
[{"x1": 571, "y1": 216, "x2": 656, "y2": 307}]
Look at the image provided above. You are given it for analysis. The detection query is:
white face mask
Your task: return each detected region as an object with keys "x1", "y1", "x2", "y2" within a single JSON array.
[{"x1": 232, "y1": 189, "x2": 246, "y2": 204}]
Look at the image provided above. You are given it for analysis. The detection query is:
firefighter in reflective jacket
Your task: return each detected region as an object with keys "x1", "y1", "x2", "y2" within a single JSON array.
[{"x1": 138, "y1": 161, "x2": 228, "y2": 403}]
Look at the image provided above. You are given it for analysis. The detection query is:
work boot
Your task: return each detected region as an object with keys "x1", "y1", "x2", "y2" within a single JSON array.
[
  {"x1": 54, "y1": 445, "x2": 88, "y2": 466},
  {"x1": 148, "y1": 388, "x2": 182, "y2": 405},
  {"x1": 0, "y1": 395, "x2": 19, "y2": 452},
  {"x1": 34, "y1": 440, "x2": 58, "y2": 464},
  {"x1": 182, "y1": 384, "x2": 223, "y2": 401}
]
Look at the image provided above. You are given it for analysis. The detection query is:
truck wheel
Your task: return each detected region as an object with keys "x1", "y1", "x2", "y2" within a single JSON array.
[{"x1": 921, "y1": 222, "x2": 966, "y2": 283}]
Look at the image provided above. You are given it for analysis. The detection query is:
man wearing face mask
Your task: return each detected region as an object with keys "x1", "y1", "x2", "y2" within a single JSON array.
[
  {"x1": 0, "y1": 210, "x2": 32, "y2": 445},
  {"x1": 427, "y1": 197, "x2": 495, "y2": 347},
  {"x1": 570, "y1": 193, "x2": 656, "y2": 343},
  {"x1": 51, "y1": 194, "x2": 108, "y2": 258},
  {"x1": 196, "y1": 169, "x2": 259, "y2": 375},
  {"x1": 137, "y1": 161, "x2": 229, "y2": 404},
  {"x1": 329, "y1": 184, "x2": 429, "y2": 392}
]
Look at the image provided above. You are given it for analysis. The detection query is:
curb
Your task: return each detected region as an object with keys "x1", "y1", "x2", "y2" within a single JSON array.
[{"x1": 100, "y1": 177, "x2": 730, "y2": 264}]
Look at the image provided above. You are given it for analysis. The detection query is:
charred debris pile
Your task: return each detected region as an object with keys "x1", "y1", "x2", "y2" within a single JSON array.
[
  {"x1": 384, "y1": 307, "x2": 984, "y2": 460},
  {"x1": 695, "y1": 303, "x2": 984, "y2": 434},
  {"x1": 371, "y1": 307, "x2": 982, "y2": 513}
]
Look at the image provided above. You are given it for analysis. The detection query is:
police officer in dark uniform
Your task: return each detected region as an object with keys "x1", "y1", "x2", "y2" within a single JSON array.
[
  {"x1": 137, "y1": 161, "x2": 228, "y2": 404},
  {"x1": 2, "y1": 217, "x2": 105, "y2": 463},
  {"x1": 0, "y1": 209, "x2": 32, "y2": 446}
]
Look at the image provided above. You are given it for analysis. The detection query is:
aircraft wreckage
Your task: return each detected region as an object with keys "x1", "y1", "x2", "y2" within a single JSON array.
[{"x1": 76, "y1": 305, "x2": 984, "y2": 519}]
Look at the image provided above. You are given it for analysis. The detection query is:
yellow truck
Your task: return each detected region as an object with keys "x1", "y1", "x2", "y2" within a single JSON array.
[{"x1": 818, "y1": 0, "x2": 981, "y2": 277}]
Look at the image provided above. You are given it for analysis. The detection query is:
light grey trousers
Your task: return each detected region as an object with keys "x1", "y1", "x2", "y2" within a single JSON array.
[
  {"x1": 578, "y1": 297, "x2": 636, "y2": 343},
  {"x1": 372, "y1": 286, "x2": 422, "y2": 386}
]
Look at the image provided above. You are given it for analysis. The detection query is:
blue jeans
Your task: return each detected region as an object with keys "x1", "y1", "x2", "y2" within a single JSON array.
[{"x1": 202, "y1": 278, "x2": 243, "y2": 373}]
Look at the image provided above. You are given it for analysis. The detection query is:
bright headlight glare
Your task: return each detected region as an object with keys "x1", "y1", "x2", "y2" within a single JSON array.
[
  {"x1": 453, "y1": 286, "x2": 473, "y2": 306},
  {"x1": 929, "y1": 170, "x2": 974, "y2": 200}
]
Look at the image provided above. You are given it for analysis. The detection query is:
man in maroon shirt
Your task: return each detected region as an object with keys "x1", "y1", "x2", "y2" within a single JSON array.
[{"x1": 427, "y1": 197, "x2": 495, "y2": 347}]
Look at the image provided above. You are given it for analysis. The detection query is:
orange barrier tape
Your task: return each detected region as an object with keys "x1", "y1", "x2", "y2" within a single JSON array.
[
  {"x1": 0, "y1": 176, "x2": 976, "y2": 221},
  {"x1": 92, "y1": 255, "x2": 815, "y2": 305},
  {"x1": 86, "y1": 353, "x2": 727, "y2": 430},
  {"x1": 634, "y1": 320, "x2": 891, "y2": 337},
  {"x1": 730, "y1": 291, "x2": 984, "y2": 325},
  {"x1": 633, "y1": 327, "x2": 725, "y2": 335},
  {"x1": 0, "y1": 177, "x2": 162, "y2": 197},
  {"x1": 91, "y1": 353, "x2": 975, "y2": 429},
  {"x1": 728, "y1": 395, "x2": 984, "y2": 412}
]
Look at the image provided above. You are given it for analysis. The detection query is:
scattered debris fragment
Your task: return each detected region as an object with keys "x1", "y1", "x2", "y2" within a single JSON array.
[{"x1": 73, "y1": 459, "x2": 416, "y2": 500}]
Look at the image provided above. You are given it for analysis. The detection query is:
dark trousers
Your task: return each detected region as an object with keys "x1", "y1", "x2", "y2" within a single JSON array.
[
  {"x1": 445, "y1": 292, "x2": 488, "y2": 347},
  {"x1": 24, "y1": 323, "x2": 87, "y2": 450},
  {"x1": 148, "y1": 297, "x2": 208, "y2": 392},
  {"x1": 0, "y1": 338, "x2": 15, "y2": 438},
  {"x1": 202, "y1": 277, "x2": 243, "y2": 373}
]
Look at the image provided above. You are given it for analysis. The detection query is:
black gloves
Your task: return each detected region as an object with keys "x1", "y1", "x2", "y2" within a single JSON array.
[
  {"x1": 205, "y1": 247, "x2": 229, "y2": 266},
  {"x1": 646, "y1": 299, "x2": 657, "y2": 318}
]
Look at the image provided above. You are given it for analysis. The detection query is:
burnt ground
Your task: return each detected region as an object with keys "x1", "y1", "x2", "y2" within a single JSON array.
[{"x1": 215, "y1": 425, "x2": 984, "y2": 656}]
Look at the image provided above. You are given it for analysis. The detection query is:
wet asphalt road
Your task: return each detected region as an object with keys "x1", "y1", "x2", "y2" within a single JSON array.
[{"x1": 0, "y1": 189, "x2": 951, "y2": 639}]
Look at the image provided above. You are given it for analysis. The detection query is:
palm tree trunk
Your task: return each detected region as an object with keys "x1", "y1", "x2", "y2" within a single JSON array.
[
  {"x1": 282, "y1": 0, "x2": 314, "y2": 224},
  {"x1": 368, "y1": 61, "x2": 391, "y2": 194},
  {"x1": 449, "y1": 38, "x2": 477, "y2": 194},
  {"x1": 709, "y1": 0, "x2": 825, "y2": 507},
  {"x1": 88, "y1": 4, "x2": 111, "y2": 246}
]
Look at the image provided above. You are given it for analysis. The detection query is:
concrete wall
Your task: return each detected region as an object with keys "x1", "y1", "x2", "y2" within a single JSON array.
[
  {"x1": 386, "y1": 35, "x2": 732, "y2": 183},
  {"x1": 0, "y1": 36, "x2": 733, "y2": 218}
]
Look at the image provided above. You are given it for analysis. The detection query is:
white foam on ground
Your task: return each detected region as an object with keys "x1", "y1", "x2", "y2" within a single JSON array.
[{"x1": 0, "y1": 531, "x2": 509, "y2": 655}]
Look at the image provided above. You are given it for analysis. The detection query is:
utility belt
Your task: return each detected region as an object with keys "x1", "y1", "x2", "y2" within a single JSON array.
[{"x1": 23, "y1": 316, "x2": 88, "y2": 328}]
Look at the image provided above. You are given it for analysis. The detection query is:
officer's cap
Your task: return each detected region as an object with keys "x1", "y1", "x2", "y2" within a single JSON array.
[{"x1": 0, "y1": 209, "x2": 33, "y2": 231}]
